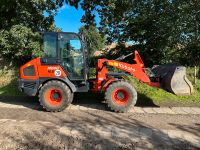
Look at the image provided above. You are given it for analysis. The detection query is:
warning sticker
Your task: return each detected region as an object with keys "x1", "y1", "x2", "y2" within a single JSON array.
[{"x1": 54, "y1": 70, "x2": 61, "y2": 77}]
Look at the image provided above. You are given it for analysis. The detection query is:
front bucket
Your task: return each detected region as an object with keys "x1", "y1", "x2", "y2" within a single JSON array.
[{"x1": 152, "y1": 64, "x2": 194, "y2": 95}]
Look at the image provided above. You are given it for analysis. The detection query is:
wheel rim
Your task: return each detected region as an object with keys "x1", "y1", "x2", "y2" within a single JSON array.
[
  {"x1": 112, "y1": 89, "x2": 129, "y2": 106},
  {"x1": 44, "y1": 88, "x2": 63, "y2": 106}
]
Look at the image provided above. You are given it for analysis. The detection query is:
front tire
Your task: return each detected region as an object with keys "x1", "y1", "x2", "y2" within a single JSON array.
[
  {"x1": 39, "y1": 80, "x2": 73, "y2": 112},
  {"x1": 105, "y1": 81, "x2": 137, "y2": 112}
]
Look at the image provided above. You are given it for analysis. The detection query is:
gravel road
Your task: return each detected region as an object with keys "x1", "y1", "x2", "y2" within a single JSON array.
[{"x1": 0, "y1": 96, "x2": 199, "y2": 149}]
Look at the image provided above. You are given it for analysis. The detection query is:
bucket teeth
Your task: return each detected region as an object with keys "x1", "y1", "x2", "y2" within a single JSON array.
[{"x1": 152, "y1": 64, "x2": 193, "y2": 95}]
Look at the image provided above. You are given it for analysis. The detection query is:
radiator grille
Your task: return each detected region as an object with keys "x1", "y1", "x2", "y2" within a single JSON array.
[{"x1": 23, "y1": 82, "x2": 36, "y2": 89}]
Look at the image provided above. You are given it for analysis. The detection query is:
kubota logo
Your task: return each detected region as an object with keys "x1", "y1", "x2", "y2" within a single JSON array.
[
  {"x1": 118, "y1": 63, "x2": 136, "y2": 72},
  {"x1": 108, "y1": 62, "x2": 135, "y2": 72}
]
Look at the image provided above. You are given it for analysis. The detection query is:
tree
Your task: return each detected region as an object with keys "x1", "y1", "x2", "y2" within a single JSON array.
[
  {"x1": 0, "y1": 0, "x2": 59, "y2": 31},
  {"x1": 79, "y1": 26, "x2": 105, "y2": 56},
  {"x1": 0, "y1": 25, "x2": 41, "y2": 65},
  {"x1": 58, "y1": 0, "x2": 80, "y2": 9},
  {"x1": 0, "y1": 0, "x2": 82, "y2": 65},
  {"x1": 0, "y1": 0, "x2": 57, "y2": 65},
  {"x1": 79, "y1": 0, "x2": 200, "y2": 66}
]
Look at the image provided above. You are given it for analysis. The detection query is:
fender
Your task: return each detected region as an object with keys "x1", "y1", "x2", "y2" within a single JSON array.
[
  {"x1": 19, "y1": 77, "x2": 77, "y2": 97},
  {"x1": 100, "y1": 78, "x2": 122, "y2": 92},
  {"x1": 39, "y1": 77, "x2": 77, "y2": 93}
]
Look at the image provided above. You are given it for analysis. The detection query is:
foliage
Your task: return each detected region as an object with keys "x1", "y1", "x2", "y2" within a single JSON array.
[
  {"x1": 0, "y1": 0, "x2": 76, "y2": 66},
  {"x1": 0, "y1": 0, "x2": 198, "y2": 68},
  {"x1": 0, "y1": 0, "x2": 58, "y2": 31},
  {"x1": 59, "y1": 0, "x2": 80, "y2": 9},
  {"x1": 0, "y1": 25, "x2": 42, "y2": 65},
  {"x1": 79, "y1": 26, "x2": 105, "y2": 56},
  {"x1": 80, "y1": 0, "x2": 200, "y2": 67},
  {"x1": 101, "y1": 43, "x2": 135, "y2": 64}
]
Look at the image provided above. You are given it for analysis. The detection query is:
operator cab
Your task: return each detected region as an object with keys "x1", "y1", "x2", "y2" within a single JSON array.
[{"x1": 42, "y1": 32, "x2": 87, "y2": 81}]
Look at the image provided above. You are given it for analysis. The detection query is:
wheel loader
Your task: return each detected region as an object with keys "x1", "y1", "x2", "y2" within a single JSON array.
[{"x1": 18, "y1": 32, "x2": 193, "y2": 112}]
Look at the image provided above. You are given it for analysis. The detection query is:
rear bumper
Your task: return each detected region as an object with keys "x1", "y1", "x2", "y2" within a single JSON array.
[{"x1": 18, "y1": 79, "x2": 39, "y2": 96}]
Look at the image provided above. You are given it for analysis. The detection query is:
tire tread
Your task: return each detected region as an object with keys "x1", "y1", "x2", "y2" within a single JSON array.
[
  {"x1": 39, "y1": 80, "x2": 73, "y2": 112},
  {"x1": 105, "y1": 81, "x2": 137, "y2": 113}
]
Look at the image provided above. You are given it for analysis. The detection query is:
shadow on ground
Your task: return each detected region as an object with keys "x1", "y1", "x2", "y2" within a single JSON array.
[
  {"x1": 0, "y1": 109, "x2": 199, "y2": 149},
  {"x1": 73, "y1": 91, "x2": 159, "y2": 108},
  {"x1": 0, "y1": 90, "x2": 159, "y2": 112},
  {"x1": 0, "y1": 96, "x2": 43, "y2": 110}
]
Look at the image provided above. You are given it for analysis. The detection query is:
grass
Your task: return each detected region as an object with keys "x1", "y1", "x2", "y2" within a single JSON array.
[
  {"x1": 126, "y1": 76, "x2": 200, "y2": 106},
  {"x1": 0, "y1": 69, "x2": 23, "y2": 96},
  {"x1": 124, "y1": 67, "x2": 200, "y2": 106},
  {"x1": 0, "y1": 67, "x2": 200, "y2": 106}
]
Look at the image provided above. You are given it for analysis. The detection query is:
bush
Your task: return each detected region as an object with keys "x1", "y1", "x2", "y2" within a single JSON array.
[{"x1": 0, "y1": 25, "x2": 42, "y2": 66}]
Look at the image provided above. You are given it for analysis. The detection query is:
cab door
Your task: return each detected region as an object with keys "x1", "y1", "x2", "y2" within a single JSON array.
[{"x1": 58, "y1": 33, "x2": 85, "y2": 80}]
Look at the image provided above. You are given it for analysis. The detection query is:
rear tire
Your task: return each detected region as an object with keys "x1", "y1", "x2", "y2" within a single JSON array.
[
  {"x1": 105, "y1": 81, "x2": 137, "y2": 113},
  {"x1": 39, "y1": 80, "x2": 73, "y2": 112}
]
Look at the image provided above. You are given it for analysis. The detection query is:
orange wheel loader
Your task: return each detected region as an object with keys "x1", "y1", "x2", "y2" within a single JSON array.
[{"x1": 18, "y1": 32, "x2": 193, "y2": 112}]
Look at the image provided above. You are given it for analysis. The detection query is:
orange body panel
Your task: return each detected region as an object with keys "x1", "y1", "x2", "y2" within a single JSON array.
[
  {"x1": 20, "y1": 58, "x2": 66, "y2": 80},
  {"x1": 20, "y1": 58, "x2": 40, "y2": 80},
  {"x1": 37, "y1": 65, "x2": 66, "y2": 78}
]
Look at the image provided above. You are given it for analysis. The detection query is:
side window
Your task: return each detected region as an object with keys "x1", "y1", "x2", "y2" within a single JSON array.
[
  {"x1": 44, "y1": 33, "x2": 57, "y2": 58},
  {"x1": 70, "y1": 39, "x2": 83, "y2": 68}
]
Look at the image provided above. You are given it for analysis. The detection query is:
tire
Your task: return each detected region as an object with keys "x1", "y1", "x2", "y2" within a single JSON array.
[
  {"x1": 105, "y1": 81, "x2": 137, "y2": 113},
  {"x1": 39, "y1": 80, "x2": 73, "y2": 112}
]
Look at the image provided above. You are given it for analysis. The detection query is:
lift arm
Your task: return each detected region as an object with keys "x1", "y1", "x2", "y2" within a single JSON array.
[
  {"x1": 93, "y1": 50, "x2": 157, "y2": 91},
  {"x1": 97, "y1": 51, "x2": 150, "y2": 82}
]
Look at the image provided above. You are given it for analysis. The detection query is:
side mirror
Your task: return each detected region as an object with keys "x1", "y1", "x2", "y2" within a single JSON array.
[{"x1": 66, "y1": 43, "x2": 71, "y2": 50}]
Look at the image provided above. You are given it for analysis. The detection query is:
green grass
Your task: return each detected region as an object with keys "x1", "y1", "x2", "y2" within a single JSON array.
[
  {"x1": 0, "y1": 68, "x2": 200, "y2": 106},
  {"x1": 0, "y1": 70, "x2": 23, "y2": 96},
  {"x1": 124, "y1": 67, "x2": 200, "y2": 106}
]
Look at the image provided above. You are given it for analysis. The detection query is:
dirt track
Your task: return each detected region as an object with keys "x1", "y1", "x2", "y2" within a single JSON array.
[{"x1": 0, "y1": 96, "x2": 199, "y2": 149}]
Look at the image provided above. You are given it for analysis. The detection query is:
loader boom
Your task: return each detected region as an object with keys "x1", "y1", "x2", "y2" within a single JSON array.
[{"x1": 94, "y1": 50, "x2": 160, "y2": 91}]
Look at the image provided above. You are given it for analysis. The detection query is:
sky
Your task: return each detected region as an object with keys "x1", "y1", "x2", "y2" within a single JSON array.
[
  {"x1": 55, "y1": 4, "x2": 83, "y2": 32},
  {"x1": 55, "y1": 4, "x2": 99, "y2": 33}
]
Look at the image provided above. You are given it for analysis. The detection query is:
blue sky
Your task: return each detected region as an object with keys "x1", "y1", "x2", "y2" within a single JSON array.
[
  {"x1": 55, "y1": 4, "x2": 99, "y2": 33},
  {"x1": 55, "y1": 4, "x2": 84, "y2": 32}
]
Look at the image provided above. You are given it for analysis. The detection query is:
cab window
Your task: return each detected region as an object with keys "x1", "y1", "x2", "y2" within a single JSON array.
[
  {"x1": 58, "y1": 33, "x2": 84, "y2": 79},
  {"x1": 43, "y1": 33, "x2": 57, "y2": 58}
]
